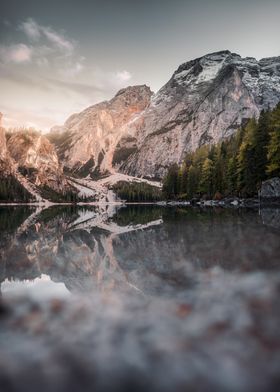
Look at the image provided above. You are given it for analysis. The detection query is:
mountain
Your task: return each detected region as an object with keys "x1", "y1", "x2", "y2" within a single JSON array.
[
  {"x1": 0, "y1": 113, "x2": 11, "y2": 173},
  {"x1": 51, "y1": 50, "x2": 280, "y2": 179},
  {"x1": 121, "y1": 51, "x2": 280, "y2": 177},
  {"x1": 7, "y1": 130, "x2": 73, "y2": 198},
  {"x1": 0, "y1": 114, "x2": 34, "y2": 202},
  {"x1": 0, "y1": 114, "x2": 7, "y2": 159},
  {"x1": 0, "y1": 117, "x2": 76, "y2": 202},
  {"x1": 2, "y1": 50, "x2": 280, "y2": 202},
  {"x1": 49, "y1": 85, "x2": 152, "y2": 178}
]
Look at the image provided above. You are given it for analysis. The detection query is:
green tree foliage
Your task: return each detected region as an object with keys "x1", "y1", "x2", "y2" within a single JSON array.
[
  {"x1": 162, "y1": 164, "x2": 179, "y2": 198},
  {"x1": 40, "y1": 185, "x2": 78, "y2": 203},
  {"x1": 113, "y1": 181, "x2": 162, "y2": 202},
  {"x1": 267, "y1": 103, "x2": 280, "y2": 177},
  {"x1": 199, "y1": 158, "x2": 214, "y2": 196},
  {"x1": 237, "y1": 118, "x2": 258, "y2": 196},
  {"x1": 0, "y1": 175, "x2": 32, "y2": 202},
  {"x1": 162, "y1": 104, "x2": 280, "y2": 200}
]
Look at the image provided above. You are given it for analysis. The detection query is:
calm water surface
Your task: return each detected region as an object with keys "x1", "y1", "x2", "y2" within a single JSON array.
[
  {"x1": 0, "y1": 205, "x2": 280, "y2": 391},
  {"x1": 1, "y1": 205, "x2": 280, "y2": 296}
]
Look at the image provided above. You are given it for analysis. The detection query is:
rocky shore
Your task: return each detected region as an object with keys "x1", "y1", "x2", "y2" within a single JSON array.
[{"x1": 158, "y1": 177, "x2": 280, "y2": 208}]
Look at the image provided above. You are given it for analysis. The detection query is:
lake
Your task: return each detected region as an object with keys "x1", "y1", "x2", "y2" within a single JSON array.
[{"x1": 0, "y1": 205, "x2": 280, "y2": 391}]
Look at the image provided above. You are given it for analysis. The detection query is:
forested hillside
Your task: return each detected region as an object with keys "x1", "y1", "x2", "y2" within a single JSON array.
[{"x1": 162, "y1": 103, "x2": 280, "y2": 200}]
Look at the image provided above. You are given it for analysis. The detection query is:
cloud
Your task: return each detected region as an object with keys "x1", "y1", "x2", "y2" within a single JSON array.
[
  {"x1": 20, "y1": 18, "x2": 74, "y2": 54},
  {"x1": 60, "y1": 60, "x2": 85, "y2": 77},
  {"x1": 41, "y1": 26, "x2": 74, "y2": 52},
  {"x1": 116, "y1": 70, "x2": 132, "y2": 82},
  {"x1": 20, "y1": 18, "x2": 41, "y2": 41},
  {"x1": 0, "y1": 43, "x2": 33, "y2": 63},
  {"x1": 0, "y1": 18, "x2": 134, "y2": 131}
]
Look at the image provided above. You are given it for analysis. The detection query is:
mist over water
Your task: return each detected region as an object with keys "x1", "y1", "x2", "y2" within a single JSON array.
[{"x1": 0, "y1": 205, "x2": 280, "y2": 391}]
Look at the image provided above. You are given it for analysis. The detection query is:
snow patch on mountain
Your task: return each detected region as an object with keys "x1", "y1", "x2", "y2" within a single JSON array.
[{"x1": 68, "y1": 173, "x2": 161, "y2": 203}]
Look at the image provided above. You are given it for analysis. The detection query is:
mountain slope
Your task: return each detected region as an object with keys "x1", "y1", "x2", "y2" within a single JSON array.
[
  {"x1": 0, "y1": 113, "x2": 11, "y2": 172},
  {"x1": 51, "y1": 50, "x2": 280, "y2": 179},
  {"x1": 120, "y1": 51, "x2": 280, "y2": 177},
  {"x1": 49, "y1": 85, "x2": 152, "y2": 178},
  {"x1": 0, "y1": 114, "x2": 34, "y2": 202}
]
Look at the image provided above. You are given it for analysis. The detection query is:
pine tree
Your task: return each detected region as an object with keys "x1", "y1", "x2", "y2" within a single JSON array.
[
  {"x1": 187, "y1": 165, "x2": 199, "y2": 198},
  {"x1": 199, "y1": 158, "x2": 214, "y2": 197},
  {"x1": 212, "y1": 144, "x2": 226, "y2": 196},
  {"x1": 253, "y1": 110, "x2": 269, "y2": 185},
  {"x1": 180, "y1": 163, "x2": 189, "y2": 195},
  {"x1": 237, "y1": 118, "x2": 258, "y2": 196},
  {"x1": 267, "y1": 103, "x2": 280, "y2": 177},
  {"x1": 162, "y1": 164, "x2": 179, "y2": 198},
  {"x1": 226, "y1": 157, "x2": 237, "y2": 195}
]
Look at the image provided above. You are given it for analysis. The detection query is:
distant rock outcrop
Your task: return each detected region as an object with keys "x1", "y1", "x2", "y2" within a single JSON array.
[{"x1": 7, "y1": 130, "x2": 73, "y2": 196}]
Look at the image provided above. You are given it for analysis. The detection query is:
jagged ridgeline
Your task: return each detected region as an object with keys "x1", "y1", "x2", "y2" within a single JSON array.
[
  {"x1": 1, "y1": 50, "x2": 280, "y2": 202},
  {"x1": 48, "y1": 50, "x2": 280, "y2": 179}
]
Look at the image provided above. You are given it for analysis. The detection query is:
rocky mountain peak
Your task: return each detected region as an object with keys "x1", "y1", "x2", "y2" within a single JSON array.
[
  {"x1": 114, "y1": 84, "x2": 153, "y2": 100},
  {"x1": 6, "y1": 129, "x2": 71, "y2": 195},
  {"x1": 119, "y1": 51, "x2": 280, "y2": 178},
  {"x1": 7, "y1": 130, "x2": 59, "y2": 172},
  {"x1": 51, "y1": 85, "x2": 153, "y2": 177},
  {"x1": 45, "y1": 51, "x2": 280, "y2": 180}
]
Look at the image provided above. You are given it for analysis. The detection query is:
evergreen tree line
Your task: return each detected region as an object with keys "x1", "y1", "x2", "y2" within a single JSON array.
[
  {"x1": 0, "y1": 175, "x2": 32, "y2": 202},
  {"x1": 113, "y1": 181, "x2": 162, "y2": 202},
  {"x1": 40, "y1": 185, "x2": 78, "y2": 203},
  {"x1": 162, "y1": 103, "x2": 280, "y2": 200}
]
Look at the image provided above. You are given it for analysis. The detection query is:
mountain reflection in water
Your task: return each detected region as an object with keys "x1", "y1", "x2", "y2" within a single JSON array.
[
  {"x1": 0, "y1": 205, "x2": 279, "y2": 296},
  {"x1": 1, "y1": 205, "x2": 280, "y2": 392}
]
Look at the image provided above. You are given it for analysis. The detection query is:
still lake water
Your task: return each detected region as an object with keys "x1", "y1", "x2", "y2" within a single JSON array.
[{"x1": 0, "y1": 205, "x2": 280, "y2": 391}]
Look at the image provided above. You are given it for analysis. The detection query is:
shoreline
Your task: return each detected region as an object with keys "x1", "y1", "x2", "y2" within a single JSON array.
[{"x1": 0, "y1": 199, "x2": 280, "y2": 208}]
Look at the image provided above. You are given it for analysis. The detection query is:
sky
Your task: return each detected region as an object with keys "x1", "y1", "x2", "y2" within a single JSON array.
[{"x1": 0, "y1": 0, "x2": 280, "y2": 131}]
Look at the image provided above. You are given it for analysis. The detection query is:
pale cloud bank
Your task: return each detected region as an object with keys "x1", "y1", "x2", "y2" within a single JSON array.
[
  {"x1": 0, "y1": 18, "x2": 133, "y2": 131},
  {"x1": 0, "y1": 43, "x2": 33, "y2": 63},
  {"x1": 20, "y1": 18, "x2": 74, "y2": 53}
]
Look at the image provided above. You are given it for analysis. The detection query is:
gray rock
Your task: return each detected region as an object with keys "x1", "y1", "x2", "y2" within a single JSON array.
[
  {"x1": 261, "y1": 208, "x2": 280, "y2": 229},
  {"x1": 260, "y1": 177, "x2": 280, "y2": 201}
]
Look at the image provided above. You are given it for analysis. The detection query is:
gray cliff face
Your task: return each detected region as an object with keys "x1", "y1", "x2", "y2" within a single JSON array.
[
  {"x1": 120, "y1": 51, "x2": 280, "y2": 177},
  {"x1": 49, "y1": 51, "x2": 280, "y2": 179}
]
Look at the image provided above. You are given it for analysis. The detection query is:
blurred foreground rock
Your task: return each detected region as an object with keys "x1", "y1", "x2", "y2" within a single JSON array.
[{"x1": 0, "y1": 268, "x2": 280, "y2": 392}]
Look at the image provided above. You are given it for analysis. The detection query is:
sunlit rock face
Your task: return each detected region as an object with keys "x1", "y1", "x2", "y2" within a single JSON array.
[
  {"x1": 50, "y1": 51, "x2": 280, "y2": 179},
  {"x1": 0, "y1": 113, "x2": 7, "y2": 160},
  {"x1": 0, "y1": 113, "x2": 15, "y2": 176},
  {"x1": 7, "y1": 130, "x2": 71, "y2": 193},
  {"x1": 120, "y1": 51, "x2": 280, "y2": 177},
  {"x1": 50, "y1": 85, "x2": 152, "y2": 178}
]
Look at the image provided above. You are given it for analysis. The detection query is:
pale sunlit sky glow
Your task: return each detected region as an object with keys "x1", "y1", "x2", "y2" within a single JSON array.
[{"x1": 0, "y1": 0, "x2": 280, "y2": 131}]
